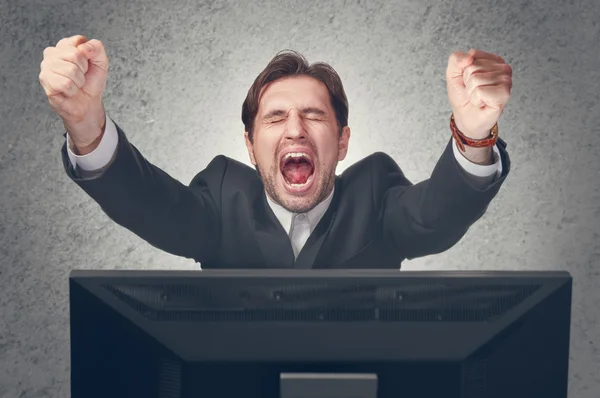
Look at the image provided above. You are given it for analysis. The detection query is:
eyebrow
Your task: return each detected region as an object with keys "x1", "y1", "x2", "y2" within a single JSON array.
[{"x1": 262, "y1": 107, "x2": 327, "y2": 120}]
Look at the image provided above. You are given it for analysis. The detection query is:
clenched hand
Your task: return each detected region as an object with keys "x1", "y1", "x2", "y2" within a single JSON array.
[{"x1": 39, "y1": 35, "x2": 109, "y2": 154}]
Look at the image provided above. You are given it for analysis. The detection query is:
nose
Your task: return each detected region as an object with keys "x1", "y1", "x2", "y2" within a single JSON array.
[{"x1": 283, "y1": 112, "x2": 307, "y2": 141}]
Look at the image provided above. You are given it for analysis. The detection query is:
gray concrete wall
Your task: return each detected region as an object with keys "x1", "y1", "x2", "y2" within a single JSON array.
[{"x1": 1, "y1": 0, "x2": 598, "y2": 396}]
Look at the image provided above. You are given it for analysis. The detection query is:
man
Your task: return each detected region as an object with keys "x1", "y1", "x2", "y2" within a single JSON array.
[{"x1": 39, "y1": 35, "x2": 512, "y2": 269}]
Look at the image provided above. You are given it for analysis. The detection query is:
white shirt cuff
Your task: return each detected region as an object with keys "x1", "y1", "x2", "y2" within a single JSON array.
[
  {"x1": 452, "y1": 138, "x2": 503, "y2": 178},
  {"x1": 66, "y1": 114, "x2": 119, "y2": 171}
]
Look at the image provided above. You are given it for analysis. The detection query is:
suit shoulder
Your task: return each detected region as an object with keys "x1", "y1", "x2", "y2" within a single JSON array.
[
  {"x1": 339, "y1": 152, "x2": 411, "y2": 197},
  {"x1": 190, "y1": 155, "x2": 260, "y2": 195},
  {"x1": 340, "y1": 151, "x2": 403, "y2": 179},
  {"x1": 369, "y1": 151, "x2": 402, "y2": 169},
  {"x1": 192, "y1": 155, "x2": 255, "y2": 179}
]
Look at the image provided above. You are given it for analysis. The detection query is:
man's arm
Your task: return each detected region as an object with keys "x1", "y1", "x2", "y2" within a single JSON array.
[
  {"x1": 380, "y1": 43, "x2": 514, "y2": 260},
  {"x1": 62, "y1": 116, "x2": 223, "y2": 263},
  {"x1": 381, "y1": 136, "x2": 509, "y2": 260}
]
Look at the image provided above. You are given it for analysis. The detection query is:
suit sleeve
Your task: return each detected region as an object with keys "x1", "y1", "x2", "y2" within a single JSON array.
[
  {"x1": 60, "y1": 121, "x2": 224, "y2": 263},
  {"x1": 381, "y1": 137, "x2": 510, "y2": 260}
]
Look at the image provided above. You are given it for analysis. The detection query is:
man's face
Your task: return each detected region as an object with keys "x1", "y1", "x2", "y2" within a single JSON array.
[{"x1": 245, "y1": 75, "x2": 350, "y2": 213}]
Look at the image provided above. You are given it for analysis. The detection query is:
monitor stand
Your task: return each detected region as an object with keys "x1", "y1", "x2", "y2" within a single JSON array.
[{"x1": 280, "y1": 373, "x2": 378, "y2": 398}]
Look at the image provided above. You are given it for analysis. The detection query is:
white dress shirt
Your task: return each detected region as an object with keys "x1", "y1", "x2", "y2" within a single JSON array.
[
  {"x1": 265, "y1": 188, "x2": 335, "y2": 259},
  {"x1": 67, "y1": 114, "x2": 503, "y2": 258}
]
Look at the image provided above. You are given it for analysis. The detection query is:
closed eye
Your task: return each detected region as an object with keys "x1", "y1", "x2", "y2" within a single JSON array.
[
  {"x1": 262, "y1": 107, "x2": 328, "y2": 124},
  {"x1": 266, "y1": 117, "x2": 323, "y2": 124}
]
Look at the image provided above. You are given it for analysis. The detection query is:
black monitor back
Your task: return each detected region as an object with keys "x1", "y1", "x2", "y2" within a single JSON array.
[{"x1": 69, "y1": 269, "x2": 572, "y2": 398}]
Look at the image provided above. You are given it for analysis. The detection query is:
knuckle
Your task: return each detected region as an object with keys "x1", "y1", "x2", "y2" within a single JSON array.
[
  {"x1": 44, "y1": 78, "x2": 57, "y2": 94},
  {"x1": 39, "y1": 71, "x2": 48, "y2": 85},
  {"x1": 63, "y1": 50, "x2": 83, "y2": 70},
  {"x1": 67, "y1": 62, "x2": 80, "y2": 76},
  {"x1": 43, "y1": 47, "x2": 57, "y2": 62},
  {"x1": 68, "y1": 45, "x2": 86, "y2": 61},
  {"x1": 89, "y1": 39, "x2": 104, "y2": 49},
  {"x1": 74, "y1": 47, "x2": 86, "y2": 60},
  {"x1": 77, "y1": 51, "x2": 89, "y2": 67},
  {"x1": 59, "y1": 78, "x2": 74, "y2": 93},
  {"x1": 464, "y1": 68, "x2": 476, "y2": 83},
  {"x1": 464, "y1": 64, "x2": 476, "y2": 74},
  {"x1": 56, "y1": 48, "x2": 74, "y2": 63},
  {"x1": 63, "y1": 46, "x2": 78, "y2": 60},
  {"x1": 467, "y1": 72, "x2": 479, "y2": 84}
]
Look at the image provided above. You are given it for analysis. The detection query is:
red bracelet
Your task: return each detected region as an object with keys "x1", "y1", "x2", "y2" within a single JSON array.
[{"x1": 450, "y1": 113, "x2": 498, "y2": 152}]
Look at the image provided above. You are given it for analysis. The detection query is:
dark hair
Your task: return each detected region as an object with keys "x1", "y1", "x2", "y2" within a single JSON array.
[{"x1": 241, "y1": 50, "x2": 349, "y2": 142}]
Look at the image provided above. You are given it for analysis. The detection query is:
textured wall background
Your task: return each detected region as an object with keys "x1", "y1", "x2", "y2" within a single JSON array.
[{"x1": 1, "y1": 0, "x2": 598, "y2": 396}]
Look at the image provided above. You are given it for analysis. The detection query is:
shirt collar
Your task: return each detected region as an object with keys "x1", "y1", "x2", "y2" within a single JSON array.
[{"x1": 266, "y1": 187, "x2": 335, "y2": 235}]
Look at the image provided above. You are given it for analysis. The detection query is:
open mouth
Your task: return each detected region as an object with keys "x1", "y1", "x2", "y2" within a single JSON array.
[{"x1": 279, "y1": 151, "x2": 315, "y2": 190}]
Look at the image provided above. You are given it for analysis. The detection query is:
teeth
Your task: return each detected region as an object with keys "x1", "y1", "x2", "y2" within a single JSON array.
[{"x1": 283, "y1": 152, "x2": 311, "y2": 161}]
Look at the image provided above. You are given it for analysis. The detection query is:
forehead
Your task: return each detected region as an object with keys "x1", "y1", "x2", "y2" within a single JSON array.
[{"x1": 257, "y1": 75, "x2": 332, "y2": 114}]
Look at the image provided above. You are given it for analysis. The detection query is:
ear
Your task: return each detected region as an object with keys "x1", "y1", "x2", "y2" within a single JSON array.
[
  {"x1": 337, "y1": 126, "x2": 351, "y2": 161},
  {"x1": 244, "y1": 131, "x2": 257, "y2": 166}
]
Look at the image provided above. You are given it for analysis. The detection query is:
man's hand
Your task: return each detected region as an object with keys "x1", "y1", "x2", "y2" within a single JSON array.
[
  {"x1": 446, "y1": 49, "x2": 513, "y2": 140},
  {"x1": 39, "y1": 35, "x2": 109, "y2": 154}
]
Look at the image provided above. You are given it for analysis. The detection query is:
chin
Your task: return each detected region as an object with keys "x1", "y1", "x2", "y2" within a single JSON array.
[
  {"x1": 273, "y1": 168, "x2": 323, "y2": 213},
  {"x1": 274, "y1": 173, "x2": 317, "y2": 209}
]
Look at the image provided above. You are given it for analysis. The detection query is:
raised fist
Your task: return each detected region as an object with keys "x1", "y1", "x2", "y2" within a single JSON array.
[{"x1": 39, "y1": 35, "x2": 109, "y2": 151}]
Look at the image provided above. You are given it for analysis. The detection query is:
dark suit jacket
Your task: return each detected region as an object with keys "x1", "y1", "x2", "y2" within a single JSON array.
[{"x1": 61, "y1": 121, "x2": 510, "y2": 269}]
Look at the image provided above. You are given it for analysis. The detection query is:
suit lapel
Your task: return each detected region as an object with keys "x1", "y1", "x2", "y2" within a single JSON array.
[
  {"x1": 253, "y1": 190, "x2": 295, "y2": 268},
  {"x1": 293, "y1": 178, "x2": 341, "y2": 269}
]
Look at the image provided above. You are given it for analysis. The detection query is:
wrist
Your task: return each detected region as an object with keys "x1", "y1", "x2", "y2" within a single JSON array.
[
  {"x1": 454, "y1": 120, "x2": 481, "y2": 140},
  {"x1": 449, "y1": 113, "x2": 498, "y2": 153},
  {"x1": 69, "y1": 128, "x2": 105, "y2": 156},
  {"x1": 64, "y1": 106, "x2": 106, "y2": 155}
]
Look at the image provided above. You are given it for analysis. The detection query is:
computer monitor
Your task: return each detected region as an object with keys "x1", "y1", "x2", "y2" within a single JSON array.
[{"x1": 68, "y1": 269, "x2": 572, "y2": 398}]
